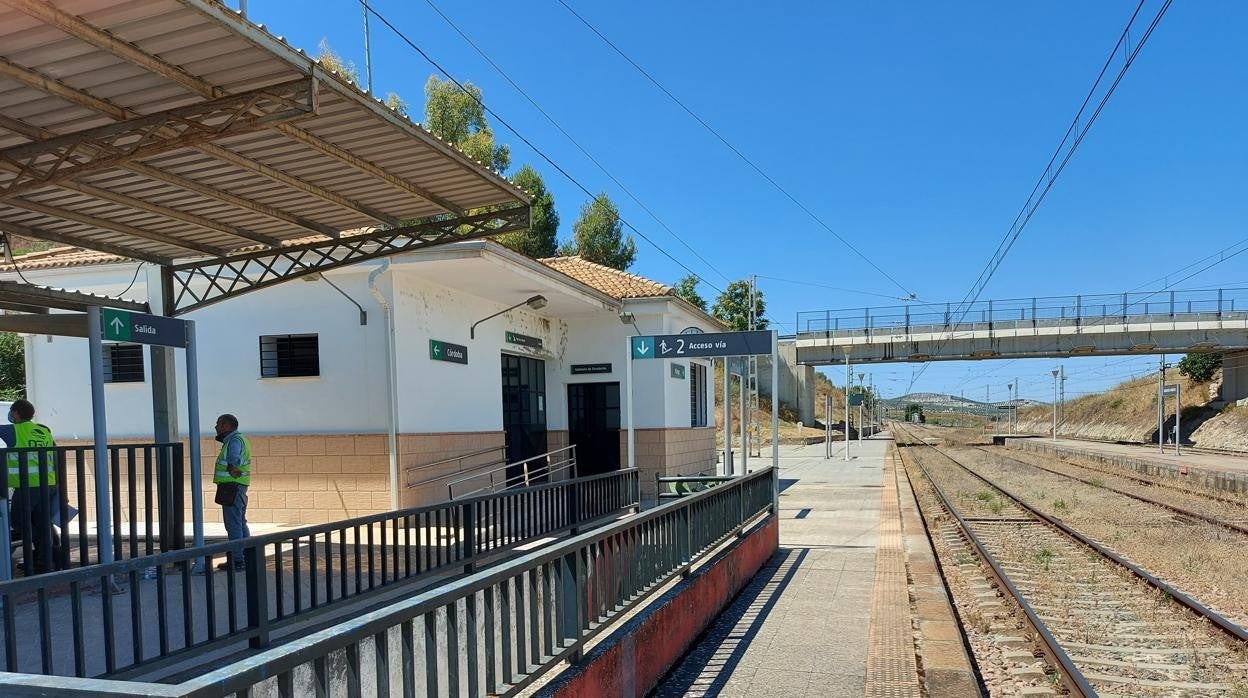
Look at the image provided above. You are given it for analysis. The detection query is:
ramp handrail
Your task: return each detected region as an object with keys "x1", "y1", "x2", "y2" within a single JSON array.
[
  {"x1": 404, "y1": 444, "x2": 508, "y2": 490},
  {"x1": 0, "y1": 466, "x2": 639, "y2": 681},
  {"x1": 0, "y1": 466, "x2": 776, "y2": 696},
  {"x1": 446, "y1": 445, "x2": 577, "y2": 500}
]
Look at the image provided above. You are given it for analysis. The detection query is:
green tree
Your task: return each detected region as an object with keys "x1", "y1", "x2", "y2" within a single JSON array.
[
  {"x1": 494, "y1": 165, "x2": 558, "y2": 258},
  {"x1": 712, "y1": 280, "x2": 767, "y2": 331},
  {"x1": 1178, "y1": 352, "x2": 1222, "y2": 383},
  {"x1": 673, "y1": 274, "x2": 707, "y2": 311},
  {"x1": 562, "y1": 193, "x2": 636, "y2": 270},
  {"x1": 317, "y1": 40, "x2": 361, "y2": 85},
  {"x1": 0, "y1": 332, "x2": 24, "y2": 400},
  {"x1": 424, "y1": 76, "x2": 510, "y2": 173},
  {"x1": 904, "y1": 404, "x2": 925, "y2": 423}
]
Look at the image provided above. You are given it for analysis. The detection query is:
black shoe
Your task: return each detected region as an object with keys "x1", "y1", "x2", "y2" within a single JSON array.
[{"x1": 216, "y1": 561, "x2": 246, "y2": 571}]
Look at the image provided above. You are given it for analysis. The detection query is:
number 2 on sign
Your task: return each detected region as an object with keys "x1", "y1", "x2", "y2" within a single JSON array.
[{"x1": 676, "y1": 338, "x2": 685, "y2": 354}]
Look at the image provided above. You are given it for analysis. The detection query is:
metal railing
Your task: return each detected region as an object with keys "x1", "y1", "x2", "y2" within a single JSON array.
[
  {"x1": 447, "y1": 445, "x2": 578, "y2": 500},
  {"x1": 0, "y1": 467, "x2": 639, "y2": 680},
  {"x1": 404, "y1": 444, "x2": 508, "y2": 490},
  {"x1": 656, "y1": 473, "x2": 734, "y2": 500},
  {"x1": 796, "y1": 286, "x2": 1248, "y2": 339},
  {"x1": 0, "y1": 466, "x2": 775, "y2": 696},
  {"x1": 0, "y1": 443, "x2": 184, "y2": 576}
]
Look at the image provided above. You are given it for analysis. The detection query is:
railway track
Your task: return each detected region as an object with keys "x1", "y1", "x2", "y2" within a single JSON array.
[{"x1": 895, "y1": 424, "x2": 1248, "y2": 697}]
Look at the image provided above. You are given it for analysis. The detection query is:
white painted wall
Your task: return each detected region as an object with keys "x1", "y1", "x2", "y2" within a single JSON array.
[{"x1": 5, "y1": 255, "x2": 723, "y2": 440}]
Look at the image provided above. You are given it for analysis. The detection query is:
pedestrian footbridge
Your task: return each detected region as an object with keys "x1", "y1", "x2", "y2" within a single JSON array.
[{"x1": 794, "y1": 287, "x2": 1248, "y2": 365}]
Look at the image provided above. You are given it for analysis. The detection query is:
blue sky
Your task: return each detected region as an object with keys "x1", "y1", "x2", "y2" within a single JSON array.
[{"x1": 244, "y1": 1, "x2": 1247, "y2": 401}]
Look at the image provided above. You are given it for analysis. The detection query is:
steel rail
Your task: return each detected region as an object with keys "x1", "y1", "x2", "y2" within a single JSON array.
[
  {"x1": 981, "y1": 447, "x2": 1248, "y2": 537},
  {"x1": 901, "y1": 426, "x2": 1248, "y2": 648},
  {"x1": 895, "y1": 428, "x2": 1094, "y2": 697}
]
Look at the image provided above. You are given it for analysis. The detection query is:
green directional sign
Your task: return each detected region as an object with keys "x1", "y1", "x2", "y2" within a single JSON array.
[
  {"x1": 101, "y1": 308, "x2": 187, "y2": 348},
  {"x1": 430, "y1": 339, "x2": 468, "y2": 365},
  {"x1": 631, "y1": 336, "x2": 656, "y2": 359}
]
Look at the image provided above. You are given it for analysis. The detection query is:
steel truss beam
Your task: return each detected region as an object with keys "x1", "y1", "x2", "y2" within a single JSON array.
[
  {"x1": 0, "y1": 110, "x2": 318, "y2": 246},
  {"x1": 6, "y1": 0, "x2": 468, "y2": 217},
  {"x1": 0, "y1": 78, "x2": 316, "y2": 201},
  {"x1": 0, "y1": 56, "x2": 398, "y2": 230},
  {"x1": 0, "y1": 279, "x2": 147, "y2": 314},
  {"x1": 168, "y1": 207, "x2": 529, "y2": 315}
]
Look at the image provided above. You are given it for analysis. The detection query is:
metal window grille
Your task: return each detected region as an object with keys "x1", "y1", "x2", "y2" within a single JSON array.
[
  {"x1": 259, "y1": 334, "x2": 320, "y2": 378},
  {"x1": 102, "y1": 343, "x2": 144, "y2": 383},
  {"x1": 690, "y1": 362, "x2": 708, "y2": 427}
]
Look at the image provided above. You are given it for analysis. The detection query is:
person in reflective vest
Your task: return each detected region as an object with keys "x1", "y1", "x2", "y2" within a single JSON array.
[
  {"x1": 212, "y1": 413, "x2": 251, "y2": 571},
  {"x1": 0, "y1": 399, "x2": 61, "y2": 574}
]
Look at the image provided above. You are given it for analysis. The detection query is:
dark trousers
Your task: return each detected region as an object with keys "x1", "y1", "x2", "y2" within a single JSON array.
[{"x1": 11, "y1": 486, "x2": 61, "y2": 574}]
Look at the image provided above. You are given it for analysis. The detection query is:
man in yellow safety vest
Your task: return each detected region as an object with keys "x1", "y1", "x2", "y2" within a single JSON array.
[
  {"x1": 1, "y1": 399, "x2": 60, "y2": 574},
  {"x1": 212, "y1": 413, "x2": 251, "y2": 571}
]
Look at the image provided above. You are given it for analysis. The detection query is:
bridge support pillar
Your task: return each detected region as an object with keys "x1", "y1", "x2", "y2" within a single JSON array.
[{"x1": 1219, "y1": 351, "x2": 1248, "y2": 406}]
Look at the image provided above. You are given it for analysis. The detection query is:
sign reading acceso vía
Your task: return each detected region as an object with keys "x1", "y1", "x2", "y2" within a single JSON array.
[
  {"x1": 631, "y1": 330, "x2": 772, "y2": 360},
  {"x1": 102, "y1": 308, "x2": 187, "y2": 348}
]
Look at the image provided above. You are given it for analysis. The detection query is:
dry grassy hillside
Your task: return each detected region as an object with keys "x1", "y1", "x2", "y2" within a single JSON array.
[
  {"x1": 712, "y1": 365, "x2": 846, "y2": 447},
  {"x1": 1016, "y1": 370, "x2": 1216, "y2": 443}
]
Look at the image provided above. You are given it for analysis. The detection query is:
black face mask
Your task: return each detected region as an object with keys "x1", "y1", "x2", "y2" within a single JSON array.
[{"x1": 215, "y1": 431, "x2": 227, "y2": 443}]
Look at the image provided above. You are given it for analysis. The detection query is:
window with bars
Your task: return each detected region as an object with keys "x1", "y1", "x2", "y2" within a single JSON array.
[
  {"x1": 690, "y1": 362, "x2": 708, "y2": 427},
  {"x1": 103, "y1": 343, "x2": 145, "y2": 383},
  {"x1": 260, "y1": 334, "x2": 320, "y2": 378}
]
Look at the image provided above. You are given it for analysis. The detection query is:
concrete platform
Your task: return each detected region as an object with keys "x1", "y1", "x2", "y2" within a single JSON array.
[
  {"x1": 1007, "y1": 437, "x2": 1248, "y2": 494},
  {"x1": 653, "y1": 436, "x2": 974, "y2": 697}
]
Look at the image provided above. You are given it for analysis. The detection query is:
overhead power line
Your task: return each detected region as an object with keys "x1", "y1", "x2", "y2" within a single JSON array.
[
  {"x1": 755, "y1": 275, "x2": 914, "y2": 302},
  {"x1": 906, "y1": 0, "x2": 1173, "y2": 394},
  {"x1": 359, "y1": 2, "x2": 724, "y2": 294},
  {"x1": 554, "y1": 0, "x2": 915, "y2": 299},
  {"x1": 420, "y1": 0, "x2": 732, "y2": 286}
]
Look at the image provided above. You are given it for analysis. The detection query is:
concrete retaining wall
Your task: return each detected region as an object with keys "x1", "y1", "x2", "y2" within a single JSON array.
[
  {"x1": 538, "y1": 514, "x2": 780, "y2": 697},
  {"x1": 1007, "y1": 439, "x2": 1248, "y2": 495}
]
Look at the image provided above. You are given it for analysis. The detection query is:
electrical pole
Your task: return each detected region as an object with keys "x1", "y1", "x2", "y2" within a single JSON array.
[
  {"x1": 1059, "y1": 365, "x2": 1066, "y2": 424},
  {"x1": 1158, "y1": 355, "x2": 1165, "y2": 453},
  {"x1": 858, "y1": 372, "x2": 865, "y2": 446},
  {"x1": 844, "y1": 351, "x2": 851, "y2": 461},
  {"x1": 1007, "y1": 383, "x2": 1014, "y2": 434},
  {"x1": 1051, "y1": 369, "x2": 1060, "y2": 441}
]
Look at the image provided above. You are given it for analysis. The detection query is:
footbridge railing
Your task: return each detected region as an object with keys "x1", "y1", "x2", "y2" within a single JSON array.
[
  {"x1": 0, "y1": 466, "x2": 775, "y2": 697},
  {"x1": 0, "y1": 467, "x2": 639, "y2": 681},
  {"x1": 797, "y1": 286, "x2": 1248, "y2": 339}
]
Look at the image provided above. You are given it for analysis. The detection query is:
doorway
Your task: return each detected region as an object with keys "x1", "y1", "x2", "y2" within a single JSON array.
[
  {"x1": 501, "y1": 354, "x2": 547, "y2": 479},
  {"x1": 567, "y1": 382, "x2": 621, "y2": 476}
]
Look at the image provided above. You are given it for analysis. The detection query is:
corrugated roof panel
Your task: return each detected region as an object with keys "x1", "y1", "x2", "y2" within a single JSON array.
[{"x1": 0, "y1": 0, "x2": 528, "y2": 263}]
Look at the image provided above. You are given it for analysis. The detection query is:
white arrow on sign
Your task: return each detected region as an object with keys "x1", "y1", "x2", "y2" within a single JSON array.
[
  {"x1": 109, "y1": 317, "x2": 125, "y2": 333},
  {"x1": 637, "y1": 340, "x2": 650, "y2": 355}
]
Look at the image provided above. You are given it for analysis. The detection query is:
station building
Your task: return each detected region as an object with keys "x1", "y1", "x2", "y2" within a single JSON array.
[{"x1": 0, "y1": 240, "x2": 724, "y2": 523}]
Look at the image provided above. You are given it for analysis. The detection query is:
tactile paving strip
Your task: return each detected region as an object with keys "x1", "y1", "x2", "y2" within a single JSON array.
[{"x1": 864, "y1": 451, "x2": 924, "y2": 697}]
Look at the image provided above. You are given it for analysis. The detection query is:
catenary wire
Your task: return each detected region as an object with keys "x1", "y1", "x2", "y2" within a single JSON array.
[
  {"x1": 361, "y1": 2, "x2": 792, "y2": 330},
  {"x1": 420, "y1": 0, "x2": 731, "y2": 286},
  {"x1": 906, "y1": 0, "x2": 1172, "y2": 394},
  {"x1": 553, "y1": 0, "x2": 915, "y2": 299}
]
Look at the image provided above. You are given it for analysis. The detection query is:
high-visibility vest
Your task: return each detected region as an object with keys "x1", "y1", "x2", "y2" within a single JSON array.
[
  {"x1": 212, "y1": 433, "x2": 252, "y2": 486},
  {"x1": 7, "y1": 421, "x2": 57, "y2": 488}
]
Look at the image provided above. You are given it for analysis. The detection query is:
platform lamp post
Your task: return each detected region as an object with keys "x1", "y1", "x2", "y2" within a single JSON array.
[
  {"x1": 1051, "y1": 369, "x2": 1060, "y2": 441},
  {"x1": 857, "y1": 372, "x2": 865, "y2": 446}
]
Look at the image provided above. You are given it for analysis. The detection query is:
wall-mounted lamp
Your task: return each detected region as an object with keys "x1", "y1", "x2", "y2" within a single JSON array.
[
  {"x1": 302, "y1": 272, "x2": 367, "y2": 325},
  {"x1": 470, "y1": 294, "x2": 547, "y2": 339},
  {"x1": 618, "y1": 311, "x2": 641, "y2": 336}
]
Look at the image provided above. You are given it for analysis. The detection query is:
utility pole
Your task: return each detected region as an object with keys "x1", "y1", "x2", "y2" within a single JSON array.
[
  {"x1": 1051, "y1": 369, "x2": 1060, "y2": 441},
  {"x1": 858, "y1": 372, "x2": 865, "y2": 446},
  {"x1": 1158, "y1": 355, "x2": 1165, "y2": 453},
  {"x1": 1007, "y1": 383, "x2": 1014, "y2": 434},
  {"x1": 844, "y1": 351, "x2": 851, "y2": 461},
  {"x1": 747, "y1": 274, "x2": 760, "y2": 458},
  {"x1": 1059, "y1": 365, "x2": 1066, "y2": 424}
]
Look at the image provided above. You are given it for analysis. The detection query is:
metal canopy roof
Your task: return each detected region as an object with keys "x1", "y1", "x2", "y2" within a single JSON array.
[{"x1": 0, "y1": 0, "x2": 530, "y2": 271}]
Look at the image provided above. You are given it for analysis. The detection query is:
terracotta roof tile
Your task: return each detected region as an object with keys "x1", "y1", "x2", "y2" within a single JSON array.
[
  {"x1": 0, "y1": 246, "x2": 125, "y2": 272},
  {"x1": 537, "y1": 255, "x2": 673, "y2": 300}
]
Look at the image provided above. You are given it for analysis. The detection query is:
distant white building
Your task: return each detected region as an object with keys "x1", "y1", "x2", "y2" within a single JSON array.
[{"x1": 1, "y1": 241, "x2": 725, "y2": 523}]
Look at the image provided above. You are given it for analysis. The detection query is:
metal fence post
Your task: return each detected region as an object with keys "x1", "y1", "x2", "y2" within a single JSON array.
[
  {"x1": 462, "y1": 500, "x2": 477, "y2": 574},
  {"x1": 245, "y1": 543, "x2": 270, "y2": 648},
  {"x1": 681, "y1": 505, "x2": 692, "y2": 577}
]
